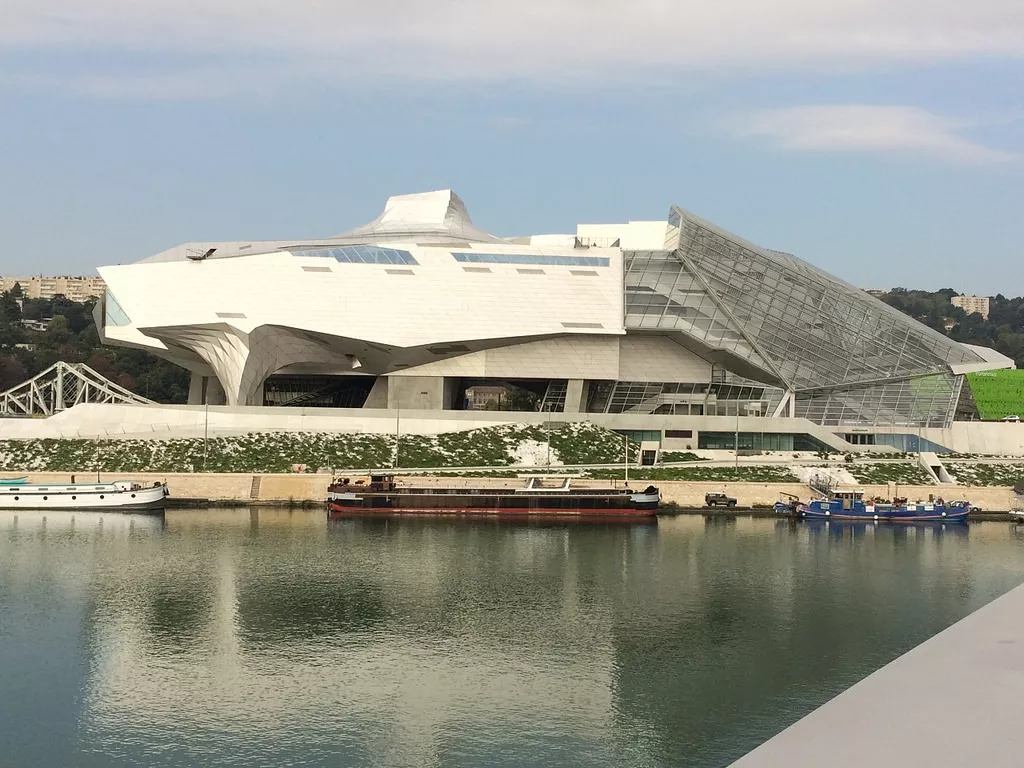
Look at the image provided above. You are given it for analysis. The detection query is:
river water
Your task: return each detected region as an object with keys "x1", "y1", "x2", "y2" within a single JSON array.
[{"x1": 3, "y1": 509, "x2": 1024, "y2": 768}]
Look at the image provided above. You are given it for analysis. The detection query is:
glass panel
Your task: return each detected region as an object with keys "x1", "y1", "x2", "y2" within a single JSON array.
[
  {"x1": 452, "y1": 253, "x2": 611, "y2": 267},
  {"x1": 294, "y1": 246, "x2": 418, "y2": 265},
  {"x1": 622, "y1": 210, "x2": 984, "y2": 427},
  {"x1": 103, "y1": 290, "x2": 130, "y2": 327}
]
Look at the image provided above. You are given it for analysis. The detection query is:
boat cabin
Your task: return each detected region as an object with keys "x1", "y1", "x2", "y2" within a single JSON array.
[
  {"x1": 514, "y1": 475, "x2": 577, "y2": 493},
  {"x1": 831, "y1": 490, "x2": 865, "y2": 510}
]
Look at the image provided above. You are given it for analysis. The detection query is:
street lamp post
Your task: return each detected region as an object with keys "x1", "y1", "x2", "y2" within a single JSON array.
[
  {"x1": 394, "y1": 400, "x2": 400, "y2": 470},
  {"x1": 203, "y1": 400, "x2": 209, "y2": 472},
  {"x1": 734, "y1": 406, "x2": 740, "y2": 471}
]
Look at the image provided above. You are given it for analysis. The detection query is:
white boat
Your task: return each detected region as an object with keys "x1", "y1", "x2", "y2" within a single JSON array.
[{"x1": 0, "y1": 480, "x2": 169, "y2": 512}]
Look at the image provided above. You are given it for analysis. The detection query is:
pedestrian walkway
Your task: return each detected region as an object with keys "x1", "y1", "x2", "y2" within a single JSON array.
[{"x1": 732, "y1": 581, "x2": 1024, "y2": 766}]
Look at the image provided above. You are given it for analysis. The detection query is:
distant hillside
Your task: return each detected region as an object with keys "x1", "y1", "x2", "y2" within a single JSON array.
[{"x1": 876, "y1": 288, "x2": 1023, "y2": 368}]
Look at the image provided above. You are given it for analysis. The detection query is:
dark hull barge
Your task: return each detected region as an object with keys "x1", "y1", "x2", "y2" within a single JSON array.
[{"x1": 327, "y1": 475, "x2": 660, "y2": 520}]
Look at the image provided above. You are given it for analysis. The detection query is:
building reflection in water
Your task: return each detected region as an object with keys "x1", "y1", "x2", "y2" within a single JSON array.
[{"x1": 3, "y1": 509, "x2": 1024, "y2": 767}]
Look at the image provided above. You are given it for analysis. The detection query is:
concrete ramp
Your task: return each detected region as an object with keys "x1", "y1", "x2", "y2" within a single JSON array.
[{"x1": 732, "y1": 583, "x2": 1024, "y2": 767}]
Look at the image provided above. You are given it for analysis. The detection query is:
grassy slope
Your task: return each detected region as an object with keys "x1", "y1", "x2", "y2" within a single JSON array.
[
  {"x1": 967, "y1": 370, "x2": 1024, "y2": 420},
  {"x1": 0, "y1": 423, "x2": 636, "y2": 474}
]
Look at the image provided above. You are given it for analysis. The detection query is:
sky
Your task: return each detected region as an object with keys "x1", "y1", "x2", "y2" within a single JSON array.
[{"x1": 0, "y1": 0, "x2": 1022, "y2": 295}]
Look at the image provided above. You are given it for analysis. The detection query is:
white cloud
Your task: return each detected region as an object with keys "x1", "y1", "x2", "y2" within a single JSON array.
[
  {"x1": 728, "y1": 105, "x2": 1017, "y2": 164},
  {"x1": 1, "y1": 0, "x2": 1023, "y2": 88}
]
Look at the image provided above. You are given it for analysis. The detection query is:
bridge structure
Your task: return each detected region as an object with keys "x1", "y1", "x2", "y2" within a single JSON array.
[{"x1": 0, "y1": 361, "x2": 155, "y2": 417}]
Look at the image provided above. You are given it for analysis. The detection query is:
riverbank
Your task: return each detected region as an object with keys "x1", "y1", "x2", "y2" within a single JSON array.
[{"x1": 8, "y1": 472, "x2": 1019, "y2": 514}]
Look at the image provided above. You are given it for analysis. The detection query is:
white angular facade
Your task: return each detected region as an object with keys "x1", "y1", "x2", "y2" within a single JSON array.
[{"x1": 98, "y1": 190, "x2": 1011, "y2": 436}]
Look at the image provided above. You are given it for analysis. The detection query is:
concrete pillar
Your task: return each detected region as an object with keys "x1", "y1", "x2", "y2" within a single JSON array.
[
  {"x1": 363, "y1": 377, "x2": 389, "y2": 409},
  {"x1": 386, "y1": 376, "x2": 449, "y2": 411},
  {"x1": 205, "y1": 377, "x2": 227, "y2": 406},
  {"x1": 564, "y1": 379, "x2": 586, "y2": 414},
  {"x1": 187, "y1": 373, "x2": 208, "y2": 405}
]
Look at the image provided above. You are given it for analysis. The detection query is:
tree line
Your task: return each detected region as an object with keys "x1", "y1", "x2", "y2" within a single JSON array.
[
  {"x1": 878, "y1": 288, "x2": 1024, "y2": 368},
  {"x1": 0, "y1": 286, "x2": 189, "y2": 402}
]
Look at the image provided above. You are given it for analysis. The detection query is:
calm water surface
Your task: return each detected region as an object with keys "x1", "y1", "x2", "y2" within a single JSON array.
[{"x1": 3, "y1": 509, "x2": 1024, "y2": 767}]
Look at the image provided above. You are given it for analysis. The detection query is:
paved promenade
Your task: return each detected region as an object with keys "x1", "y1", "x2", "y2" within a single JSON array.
[{"x1": 732, "y1": 581, "x2": 1024, "y2": 767}]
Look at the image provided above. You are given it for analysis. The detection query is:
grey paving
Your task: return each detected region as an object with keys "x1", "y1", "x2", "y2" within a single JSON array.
[{"x1": 732, "y1": 582, "x2": 1024, "y2": 767}]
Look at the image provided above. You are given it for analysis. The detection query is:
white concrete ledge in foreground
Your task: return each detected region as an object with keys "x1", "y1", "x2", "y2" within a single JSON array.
[{"x1": 732, "y1": 582, "x2": 1024, "y2": 767}]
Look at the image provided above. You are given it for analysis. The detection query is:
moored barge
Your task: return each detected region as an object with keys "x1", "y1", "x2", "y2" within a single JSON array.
[
  {"x1": 0, "y1": 479, "x2": 169, "y2": 512},
  {"x1": 775, "y1": 489, "x2": 972, "y2": 523},
  {"x1": 327, "y1": 475, "x2": 660, "y2": 519}
]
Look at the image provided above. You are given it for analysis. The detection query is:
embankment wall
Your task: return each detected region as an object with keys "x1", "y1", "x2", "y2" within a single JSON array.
[{"x1": 11, "y1": 473, "x2": 1020, "y2": 509}]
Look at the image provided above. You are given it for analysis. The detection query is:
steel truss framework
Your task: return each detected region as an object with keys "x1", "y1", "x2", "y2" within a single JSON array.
[
  {"x1": 0, "y1": 361, "x2": 155, "y2": 417},
  {"x1": 621, "y1": 208, "x2": 985, "y2": 428}
]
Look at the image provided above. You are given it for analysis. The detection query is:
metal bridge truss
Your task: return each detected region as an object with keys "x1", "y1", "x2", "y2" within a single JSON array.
[{"x1": 0, "y1": 361, "x2": 155, "y2": 417}]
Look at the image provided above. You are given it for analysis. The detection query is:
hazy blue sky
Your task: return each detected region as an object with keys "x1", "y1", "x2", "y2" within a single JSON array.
[{"x1": 1, "y1": 1, "x2": 1021, "y2": 294}]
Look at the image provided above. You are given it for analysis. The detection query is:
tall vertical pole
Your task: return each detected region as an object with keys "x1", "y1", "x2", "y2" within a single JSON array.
[
  {"x1": 203, "y1": 400, "x2": 209, "y2": 472},
  {"x1": 624, "y1": 436, "x2": 629, "y2": 484},
  {"x1": 546, "y1": 407, "x2": 552, "y2": 468},
  {"x1": 394, "y1": 401, "x2": 400, "y2": 470},
  {"x1": 734, "y1": 407, "x2": 740, "y2": 471}
]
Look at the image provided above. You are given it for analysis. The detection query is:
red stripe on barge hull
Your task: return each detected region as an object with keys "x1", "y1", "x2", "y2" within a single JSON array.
[{"x1": 327, "y1": 504, "x2": 656, "y2": 519}]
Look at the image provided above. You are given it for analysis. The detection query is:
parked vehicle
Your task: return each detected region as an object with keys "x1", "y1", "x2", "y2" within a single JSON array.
[
  {"x1": 1001, "y1": 415, "x2": 1021, "y2": 423},
  {"x1": 705, "y1": 492, "x2": 737, "y2": 508}
]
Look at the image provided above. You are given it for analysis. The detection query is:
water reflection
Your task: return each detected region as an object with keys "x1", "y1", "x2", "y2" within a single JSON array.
[{"x1": 2, "y1": 510, "x2": 1024, "y2": 767}]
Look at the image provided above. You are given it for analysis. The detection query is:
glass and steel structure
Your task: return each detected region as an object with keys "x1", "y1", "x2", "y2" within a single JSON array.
[{"x1": 620, "y1": 208, "x2": 984, "y2": 428}]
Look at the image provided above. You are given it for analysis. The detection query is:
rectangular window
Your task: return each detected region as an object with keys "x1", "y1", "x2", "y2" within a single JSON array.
[
  {"x1": 453, "y1": 252, "x2": 610, "y2": 267},
  {"x1": 295, "y1": 245, "x2": 418, "y2": 265},
  {"x1": 665, "y1": 430, "x2": 693, "y2": 439}
]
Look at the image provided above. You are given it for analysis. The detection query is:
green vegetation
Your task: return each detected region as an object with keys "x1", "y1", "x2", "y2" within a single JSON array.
[
  {"x1": 878, "y1": 288, "x2": 1024, "y2": 369},
  {"x1": 659, "y1": 451, "x2": 707, "y2": 463},
  {"x1": 0, "y1": 423, "x2": 638, "y2": 474},
  {"x1": 946, "y1": 463, "x2": 1024, "y2": 487},
  {"x1": 0, "y1": 289, "x2": 188, "y2": 401},
  {"x1": 846, "y1": 462, "x2": 934, "y2": 485},
  {"x1": 965, "y1": 370, "x2": 1024, "y2": 420},
  {"x1": 590, "y1": 465, "x2": 796, "y2": 482}
]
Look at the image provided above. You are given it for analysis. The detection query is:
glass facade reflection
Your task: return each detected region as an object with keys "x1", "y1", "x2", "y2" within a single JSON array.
[
  {"x1": 453, "y1": 253, "x2": 610, "y2": 267},
  {"x1": 295, "y1": 246, "x2": 417, "y2": 265},
  {"x1": 622, "y1": 209, "x2": 985, "y2": 428},
  {"x1": 103, "y1": 290, "x2": 130, "y2": 327}
]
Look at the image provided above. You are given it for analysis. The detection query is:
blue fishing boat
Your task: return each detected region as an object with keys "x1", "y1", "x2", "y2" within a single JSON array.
[
  {"x1": 0, "y1": 476, "x2": 27, "y2": 485},
  {"x1": 774, "y1": 490, "x2": 972, "y2": 523}
]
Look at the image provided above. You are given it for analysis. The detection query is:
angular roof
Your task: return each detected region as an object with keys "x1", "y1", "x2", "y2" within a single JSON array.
[
  {"x1": 334, "y1": 189, "x2": 503, "y2": 245},
  {"x1": 135, "y1": 190, "x2": 502, "y2": 265}
]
